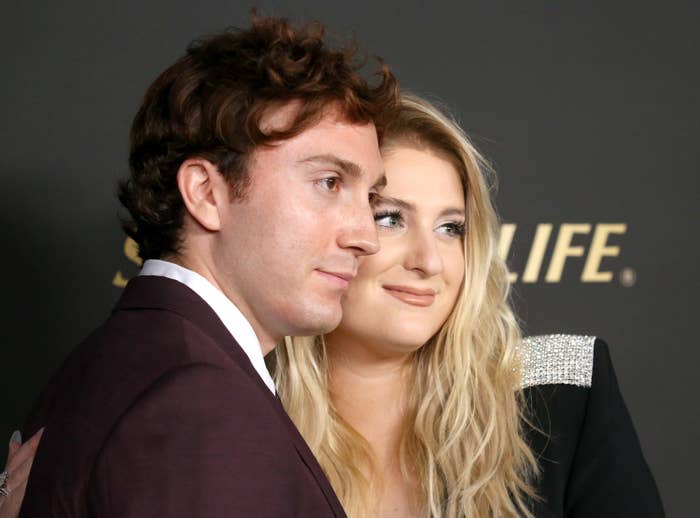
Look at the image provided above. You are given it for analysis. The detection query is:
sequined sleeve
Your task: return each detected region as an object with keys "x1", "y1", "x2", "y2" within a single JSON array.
[
  {"x1": 519, "y1": 334, "x2": 595, "y2": 389},
  {"x1": 521, "y1": 336, "x2": 666, "y2": 517}
]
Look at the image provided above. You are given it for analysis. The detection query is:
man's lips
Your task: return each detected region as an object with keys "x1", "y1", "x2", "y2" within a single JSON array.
[
  {"x1": 382, "y1": 284, "x2": 436, "y2": 307},
  {"x1": 316, "y1": 270, "x2": 355, "y2": 289}
]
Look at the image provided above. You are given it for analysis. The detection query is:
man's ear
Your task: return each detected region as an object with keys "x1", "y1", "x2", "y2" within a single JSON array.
[{"x1": 176, "y1": 158, "x2": 227, "y2": 231}]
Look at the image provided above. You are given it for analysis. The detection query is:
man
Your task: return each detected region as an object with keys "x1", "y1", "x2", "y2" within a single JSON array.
[{"x1": 18, "y1": 14, "x2": 398, "y2": 517}]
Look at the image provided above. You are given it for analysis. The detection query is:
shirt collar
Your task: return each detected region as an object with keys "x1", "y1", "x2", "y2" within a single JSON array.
[{"x1": 139, "y1": 259, "x2": 276, "y2": 394}]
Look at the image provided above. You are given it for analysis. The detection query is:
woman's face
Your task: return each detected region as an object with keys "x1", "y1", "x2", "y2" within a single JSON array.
[{"x1": 327, "y1": 145, "x2": 466, "y2": 357}]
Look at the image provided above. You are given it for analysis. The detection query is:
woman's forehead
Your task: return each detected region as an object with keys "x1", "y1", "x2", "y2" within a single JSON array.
[{"x1": 381, "y1": 146, "x2": 465, "y2": 209}]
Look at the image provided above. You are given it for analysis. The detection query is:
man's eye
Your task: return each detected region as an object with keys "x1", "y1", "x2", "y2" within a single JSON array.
[{"x1": 319, "y1": 177, "x2": 340, "y2": 192}]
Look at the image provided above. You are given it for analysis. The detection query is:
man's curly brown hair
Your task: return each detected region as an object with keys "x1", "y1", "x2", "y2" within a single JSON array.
[{"x1": 119, "y1": 14, "x2": 399, "y2": 261}]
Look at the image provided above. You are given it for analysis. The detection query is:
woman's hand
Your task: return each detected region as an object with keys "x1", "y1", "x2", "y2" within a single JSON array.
[{"x1": 0, "y1": 429, "x2": 43, "y2": 517}]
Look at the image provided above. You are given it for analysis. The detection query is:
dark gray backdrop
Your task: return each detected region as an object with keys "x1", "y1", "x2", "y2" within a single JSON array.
[{"x1": 1, "y1": 1, "x2": 697, "y2": 516}]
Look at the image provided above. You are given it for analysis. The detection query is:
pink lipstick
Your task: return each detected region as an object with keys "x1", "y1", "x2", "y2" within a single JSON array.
[{"x1": 382, "y1": 284, "x2": 436, "y2": 307}]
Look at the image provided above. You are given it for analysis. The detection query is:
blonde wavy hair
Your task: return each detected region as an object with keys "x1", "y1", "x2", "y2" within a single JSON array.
[{"x1": 271, "y1": 94, "x2": 538, "y2": 517}]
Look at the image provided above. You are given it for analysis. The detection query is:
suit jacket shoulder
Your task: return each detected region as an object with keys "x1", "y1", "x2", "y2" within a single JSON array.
[
  {"x1": 520, "y1": 334, "x2": 665, "y2": 517},
  {"x1": 21, "y1": 276, "x2": 345, "y2": 518}
]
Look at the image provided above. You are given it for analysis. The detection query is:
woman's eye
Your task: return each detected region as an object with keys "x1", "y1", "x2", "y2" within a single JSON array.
[
  {"x1": 374, "y1": 210, "x2": 404, "y2": 228},
  {"x1": 438, "y1": 222, "x2": 466, "y2": 237}
]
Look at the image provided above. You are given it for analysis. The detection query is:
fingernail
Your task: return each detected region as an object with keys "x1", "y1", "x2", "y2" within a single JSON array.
[{"x1": 10, "y1": 430, "x2": 22, "y2": 444}]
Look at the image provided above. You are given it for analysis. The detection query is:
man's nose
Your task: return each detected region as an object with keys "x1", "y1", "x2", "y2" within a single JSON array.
[{"x1": 336, "y1": 202, "x2": 380, "y2": 256}]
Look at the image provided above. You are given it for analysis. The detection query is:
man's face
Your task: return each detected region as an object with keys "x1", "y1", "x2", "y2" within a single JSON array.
[{"x1": 213, "y1": 104, "x2": 385, "y2": 345}]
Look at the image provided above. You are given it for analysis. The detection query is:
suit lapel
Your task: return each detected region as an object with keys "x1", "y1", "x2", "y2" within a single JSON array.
[
  {"x1": 116, "y1": 276, "x2": 262, "y2": 380},
  {"x1": 116, "y1": 276, "x2": 346, "y2": 516},
  {"x1": 270, "y1": 395, "x2": 347, "y2": 517}
]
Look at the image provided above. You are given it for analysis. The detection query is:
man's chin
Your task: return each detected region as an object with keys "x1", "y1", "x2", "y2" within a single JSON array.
[{"x1": 289, "y1": 303, "x2": 343, "y2": 337}]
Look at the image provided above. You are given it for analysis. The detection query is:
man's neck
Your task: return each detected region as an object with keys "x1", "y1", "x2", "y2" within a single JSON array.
[{"x1": 165, "y1": 254, "x2": 278, "y2": 355}]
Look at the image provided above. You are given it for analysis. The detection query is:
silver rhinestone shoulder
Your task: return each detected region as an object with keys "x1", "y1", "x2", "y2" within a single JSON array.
[{"x1": 519, "y1": 334, "x2": 595, "y2": 389}]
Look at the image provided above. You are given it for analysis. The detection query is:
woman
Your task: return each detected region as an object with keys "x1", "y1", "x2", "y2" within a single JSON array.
[
  {"x1": 1, "y1": 95, "x2": 664, "y2": 517},
  {"x1": 273, "y1": 94, "x2": 664, "y2": 517}
]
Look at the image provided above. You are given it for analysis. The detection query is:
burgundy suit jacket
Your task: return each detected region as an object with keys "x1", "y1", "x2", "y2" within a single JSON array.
[{"x1": 20, "y1": 276, "x2": 346, "y2": 517}]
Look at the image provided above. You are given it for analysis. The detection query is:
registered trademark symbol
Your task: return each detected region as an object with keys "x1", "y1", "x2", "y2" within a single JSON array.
[{"x1": 620, "y1": 267, "x2": 637, "y2": 287}]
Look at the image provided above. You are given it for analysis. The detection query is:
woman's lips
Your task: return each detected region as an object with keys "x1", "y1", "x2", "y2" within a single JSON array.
[{"x1": 382, "y1": 284, "x2": 436, "y2": 307}]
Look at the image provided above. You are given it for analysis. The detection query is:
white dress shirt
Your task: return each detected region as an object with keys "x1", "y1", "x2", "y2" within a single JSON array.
[{"x1": 139, "y1": 259, "x2": 276, "y2": 394}]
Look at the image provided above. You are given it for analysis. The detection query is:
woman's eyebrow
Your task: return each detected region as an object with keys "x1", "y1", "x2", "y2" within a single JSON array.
[
  {"x1": 374, "y1": 196, "x2": 465, "y2": 218},
  {"x1": 373, "y1": 195, "x2": 414, "y2": 211},
  {"x1": 440, "y1": 208, "x2": 466, "y2": 218}
]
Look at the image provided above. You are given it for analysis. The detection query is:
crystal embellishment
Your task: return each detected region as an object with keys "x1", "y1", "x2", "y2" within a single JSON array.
[{"x1": 519, "y1": 334, "x2": 595, "y2": 389}]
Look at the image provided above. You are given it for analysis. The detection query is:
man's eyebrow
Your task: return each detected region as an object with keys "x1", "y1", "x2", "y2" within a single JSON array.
[
  {"x1": 373, "y1": 173, "x2": 387, "y2": 190},
  {"x1": 298, "y1": 154, "x2": 361, "y2": 177}
]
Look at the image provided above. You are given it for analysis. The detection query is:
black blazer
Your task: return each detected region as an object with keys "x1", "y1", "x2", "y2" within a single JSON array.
[
  {"x1": 20, "y1": 276, "x2": 345, "y2": 517},
  {"x1": 521, "y1": 335, "x2": 665, "y2": 517}
]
